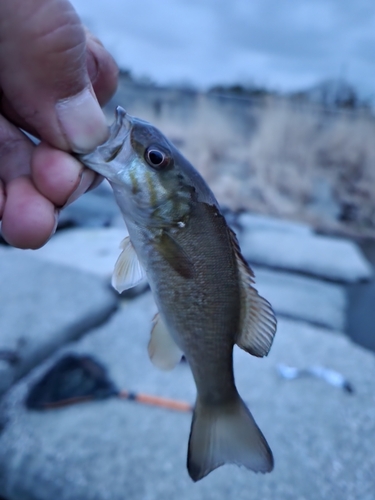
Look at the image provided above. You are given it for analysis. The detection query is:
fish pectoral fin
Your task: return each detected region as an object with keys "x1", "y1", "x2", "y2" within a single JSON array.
[
  {"x1": 148, "y1": 313, "x2": 183, "y2": 371},
  {"x1": 230, "y1": 229, "x2": 277, "y2": 357},
  {"x1": 156, "y1": 231, "x2": 195, "y2": 279},
  {"x1": 111, "y1": 236, "x2": 146, "y2": 293},
  {"x1": 187, "y1": 395, "x2": 273, "y2": 482}
]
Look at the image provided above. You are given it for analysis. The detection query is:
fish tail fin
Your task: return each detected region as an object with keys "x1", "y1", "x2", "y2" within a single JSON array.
[{"x1": 187, "y1": 394, "x2": 273, "y2": 482}]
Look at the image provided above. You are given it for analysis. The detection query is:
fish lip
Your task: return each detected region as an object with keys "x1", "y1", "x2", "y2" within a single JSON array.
[
  {"x1": 78, "y1": 106, "x2": 132, "y2": 168},
  {"x1": 107, "y1": 106, "x2": 131, "y2": 145}
]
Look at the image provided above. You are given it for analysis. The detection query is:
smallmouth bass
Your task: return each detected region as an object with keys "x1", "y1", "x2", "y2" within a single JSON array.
[{"x1": 78, "y1": 107, "x2": 277, "y2": 482}]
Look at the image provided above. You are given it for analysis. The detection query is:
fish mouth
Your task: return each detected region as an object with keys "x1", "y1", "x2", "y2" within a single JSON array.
[
  {"x1": 106, "y1": 106, "x2": 132, "y2": 150},
  {"x1": 77, "y1": 106, "x2": 132, "y2": 176}
]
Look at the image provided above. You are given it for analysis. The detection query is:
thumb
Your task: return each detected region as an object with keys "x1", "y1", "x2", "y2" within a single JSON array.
[{"x1": 0, "y1": 0, "x2": 109, "y2": 153}]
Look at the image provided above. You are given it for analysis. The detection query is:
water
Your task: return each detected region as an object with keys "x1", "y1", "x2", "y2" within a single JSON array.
[{"x1": 347, "y1": 239, "x2": 375, "y2": 353}]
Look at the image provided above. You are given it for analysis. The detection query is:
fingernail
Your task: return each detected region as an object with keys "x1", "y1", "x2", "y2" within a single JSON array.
[
  {"x1": 63, "y1": 168, "x2": 97, "y2": 207},
  {"x1": 56, "y1": 87, "x2": 109, "y2": 153},
  {"x1": 48, "y1": 209, "x2": 60, "y2": 241}
]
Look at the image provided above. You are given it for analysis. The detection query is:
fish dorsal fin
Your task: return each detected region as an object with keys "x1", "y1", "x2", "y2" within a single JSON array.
[
  {"x1": 230, "y1": 230, "x2": 277, "y2": 357},
  {"x1": 111, "y1": 236, "x2": 146, "y2": 293},
  {"x1": 148, "y1": 313, "x2": 184, "y2": 371}
]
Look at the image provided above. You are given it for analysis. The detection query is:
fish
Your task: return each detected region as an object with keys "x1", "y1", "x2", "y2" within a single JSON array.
[{"x1": 78, "y1": 106, "x2": 277, "y2": 482}]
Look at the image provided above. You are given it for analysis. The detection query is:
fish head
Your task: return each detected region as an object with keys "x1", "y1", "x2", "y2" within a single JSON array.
[{"x1": 78, "y1": 106, "x2": 211, "y2": 227}]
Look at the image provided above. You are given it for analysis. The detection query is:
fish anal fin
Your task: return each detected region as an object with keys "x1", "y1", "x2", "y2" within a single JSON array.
[
  {"x1": 229, "y1": 229, "x2": 277, "y2": 357},
  {"x1": 111, "y1": 236, "x2": 146, "y2": 293},
  {"x1": 187, "y1": 395, "x2": 273, "y2": 482},
  {"x1": 148, "y1": 313, "x2": 183, "y2": 371}
]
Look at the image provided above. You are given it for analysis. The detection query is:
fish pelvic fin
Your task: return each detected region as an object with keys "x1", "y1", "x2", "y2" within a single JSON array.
[
  {"x1": 187, "y1": 394, "x2": 274, "y2": 482},
  {"x1": 112, "y1": 236, "x2": 146, "y2": 293},
  {"x1": 230, "y1": 229, "x2": 277, "y2": 357},
  {"x1": 148, "y1": 313, "x2": 183, "y2": 371}
]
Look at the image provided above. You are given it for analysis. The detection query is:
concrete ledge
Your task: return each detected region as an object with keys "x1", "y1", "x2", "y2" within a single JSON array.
[
  {"x1": 254, "y1": 267, "x2": 346, "y2": 330},
  {"x1": 240, "y1": 230, "x2": 373, "y2": 282},
  {"x1": 0, "y1": 247, "x2": 118, "y2": 396},
  {"x1": 12, "y1": 228, "x2": 127, "y2": 280},
  {"x1": 0, "y1": 294, "x2": 374, "y2": 500}
]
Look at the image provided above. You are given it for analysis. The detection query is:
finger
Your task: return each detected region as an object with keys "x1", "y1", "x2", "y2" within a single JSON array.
[
  {"x1": 1, "y1": 176, "x2": 57, "y2": 249},
  {"x1": 0, "y1": 114, "x2": 32, "y2": 183},
  {"x1": 0, "y1": 27, "x2": 118, "y2": 139},
  {"x1": 0, "y1": 113, "x2": 57, "y2": 248},
  {"x1": 0, "y1": 0, "x2": 108, "y2": 153},
  {"x1": 31, "y1": 142, "x2": 98, "y2": 207},
  {"x1": 85, "y1": 29, "x2": 119, "y2": 107},
  {"x1": 0, "y1": 28, "x2": 118, "y2": 137}
]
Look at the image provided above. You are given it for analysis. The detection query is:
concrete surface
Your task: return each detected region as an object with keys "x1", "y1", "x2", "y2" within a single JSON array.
[
  {"x1": 1, "y1": 209, "x2": 374, "y2": 500},
  {"x1": 0, "y1": 293, "x2": 374, "y2": 500},
  {"x1": 254, "y1": 267, "x2": 346, "y2": 330},
  {"x1": 10, "y1": 222, "x2": 348, "y2": 329},
  {"x1": 0, "y1": 246, "x2": 118, "y2": 396},
  {"x1": 12, "y1": 228, "x2": 128, "y2": 281},
  {"x1": 58, "y1": 187, "x2": 122, "y2": 229},
  {"x1": 238, "y1": 213, "x2": 313, "y2": 235},
  {"x1": 239, "y1": 230, "x2": 373, "y2": 283}
]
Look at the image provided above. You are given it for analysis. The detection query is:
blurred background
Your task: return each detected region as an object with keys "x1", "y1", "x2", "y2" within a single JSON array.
[
  {"x1": 72, "y1": 0, "x2": 375, "y2": 236},
  {"x1": 0, "y1": 1, "x2": 374, "y2": 499},
  {"x1": 74, "y1": 0, "x2": 374, "y2": 96}
]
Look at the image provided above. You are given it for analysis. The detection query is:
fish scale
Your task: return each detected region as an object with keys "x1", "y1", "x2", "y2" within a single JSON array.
[{"x1": 140, "y1": 211, "x2": 240, "y2": 403}]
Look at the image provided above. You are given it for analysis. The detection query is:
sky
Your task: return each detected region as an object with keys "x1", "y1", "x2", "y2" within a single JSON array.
[{"x1": 71, "y1": 0, "x2": 374, "y2": 98}]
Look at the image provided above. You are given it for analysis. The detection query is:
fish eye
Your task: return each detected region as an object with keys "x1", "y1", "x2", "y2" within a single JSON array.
[{"x1": 145, "y1": 146, "x2": 171, "y2": 170}]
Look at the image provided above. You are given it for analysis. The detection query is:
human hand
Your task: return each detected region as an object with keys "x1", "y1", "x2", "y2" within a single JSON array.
[{"x1": 0, "y1": 0, "x2": 118, "y2": 249}]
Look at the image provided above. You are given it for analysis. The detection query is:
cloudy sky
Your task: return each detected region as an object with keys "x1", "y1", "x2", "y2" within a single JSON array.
[{"x1": 72, "y1": 0, "x2": 374, "y2": 98}]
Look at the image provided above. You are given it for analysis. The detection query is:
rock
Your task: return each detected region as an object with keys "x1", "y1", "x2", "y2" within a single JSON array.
[
  {"x1": 0, "y1": 293, "x2": 374, "y2": 500},
  {"x1": 0, "y1": 246, "x2": 118, "y2": 396},
  {"x1": 13, "y1": 228, "x2": 128, "y2": 281},
  {"x1": 253, "y1": 267, "x2": 346, "y2": 330},
  {"x1": 240, "y1": 231, "x2": 373, "y2": 283}
]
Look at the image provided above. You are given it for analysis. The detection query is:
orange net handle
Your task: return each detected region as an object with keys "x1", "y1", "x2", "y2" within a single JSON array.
[{"x1": 119, "y1": 390, "x2": 193, "y2": 412}]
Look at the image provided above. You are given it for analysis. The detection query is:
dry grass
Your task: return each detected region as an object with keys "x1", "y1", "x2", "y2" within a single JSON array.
[{"x1": 118, "y1": 95, "x2": 375, "y2": 235}]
